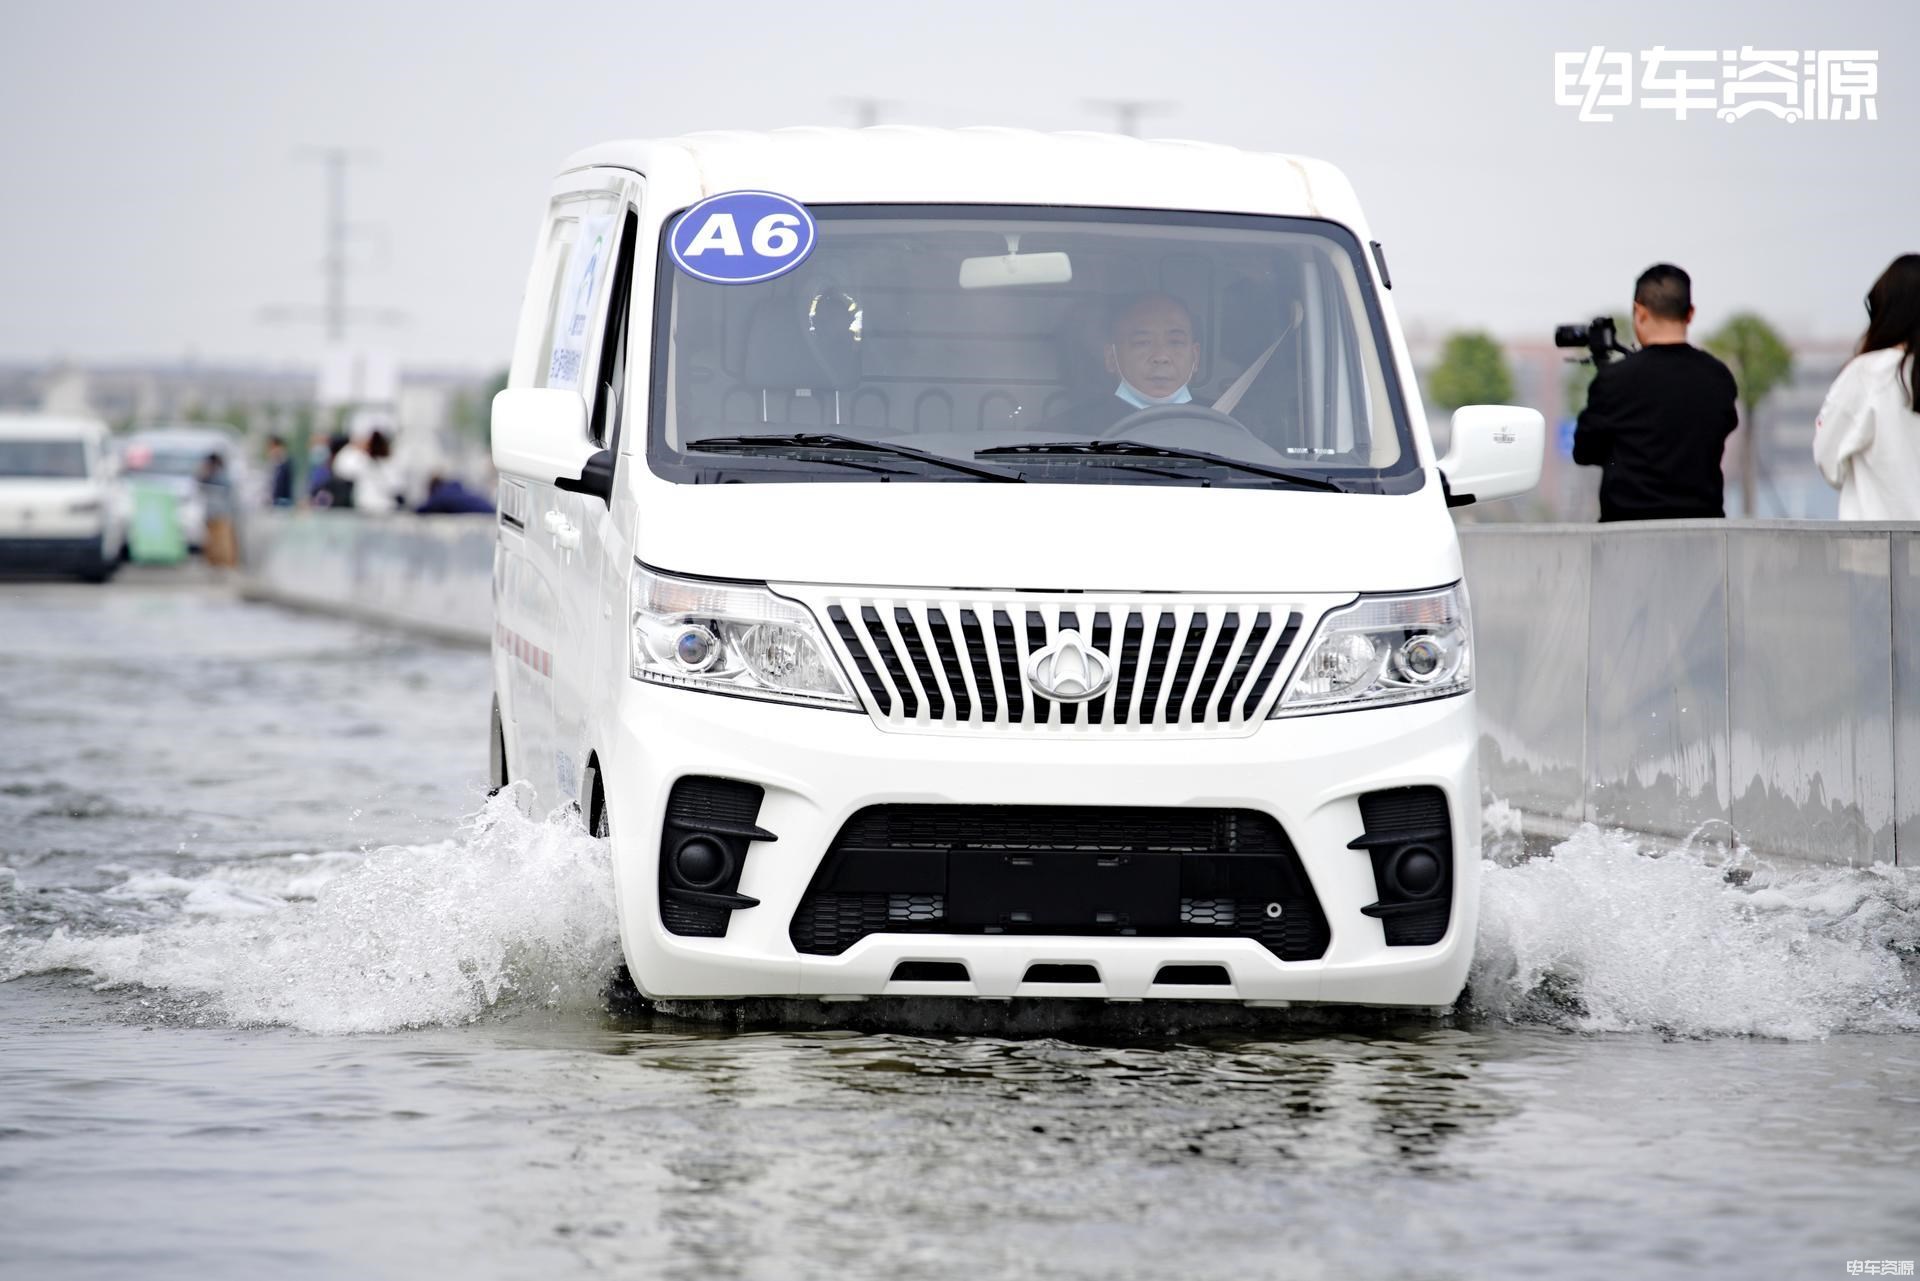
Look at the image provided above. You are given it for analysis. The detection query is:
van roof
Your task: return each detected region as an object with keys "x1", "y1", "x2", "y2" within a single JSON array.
[
  {"x1": 562, "y1": 128, "x2": 1369, "y2": 229},
  {"x1": 0, "y1": 413, "x2": 109, "y2": 441}
]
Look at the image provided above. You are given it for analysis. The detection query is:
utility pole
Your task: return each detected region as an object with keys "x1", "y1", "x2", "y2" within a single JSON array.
[
  {"x1": 1084, "y1": 99, "x2": 1175, "y2": 137},
  {"x1": 259, "y1": 146, "x2": 404, "y2": 340},
  {"x1": 313, "y1": 146, "x2": 349, "y2": 343},
  {"x1": 836, "y1": 97, "x2": 893, "y2": 128},
  {"x1": 258, "y1": 147, "x2": 403, "y2": 477}
]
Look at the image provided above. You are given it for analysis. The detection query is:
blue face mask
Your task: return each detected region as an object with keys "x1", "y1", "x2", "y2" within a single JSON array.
[{"x1": 1115, "y1": 377, "x2": 1193, "y2": 409}]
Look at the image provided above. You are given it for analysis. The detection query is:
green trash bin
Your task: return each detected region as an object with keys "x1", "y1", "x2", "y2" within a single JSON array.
[{"x1": 128, "y1": 483, "x2": 188, "y2": 564}]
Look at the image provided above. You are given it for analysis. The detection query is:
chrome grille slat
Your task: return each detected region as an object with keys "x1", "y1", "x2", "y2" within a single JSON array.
[
  {"x1": 1201, "y1": 612, "x2": 1256, "y2": 724},
  {"x1": 874, "y1": 604, "x2": 929, "y2": 721},
  {"x1": 1149, "y1": 606, "x2": 1194, "y2": 726},
  {"x1": 1175, "y1": 611, "x2": 1225, "y2": 726},
  {"x1": 818, "y1": 592, "x2": 1317, "y2": 734},
  {"x1": 934, "y1": 604, "x2": 979, "y2": 724}
]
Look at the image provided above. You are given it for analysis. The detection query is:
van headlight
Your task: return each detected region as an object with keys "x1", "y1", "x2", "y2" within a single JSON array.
[
  {"x1": 629, "y1": 562, "x2": 858, "y2": 709},
  {"x1": 1272, "y1": 583, "x2": 1471, "y2": 716}
]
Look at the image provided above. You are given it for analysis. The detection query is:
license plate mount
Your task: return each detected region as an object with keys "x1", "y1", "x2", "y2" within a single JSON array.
[{"x1": 945, "y1": 851, "x2": 1182, "y2": 928}]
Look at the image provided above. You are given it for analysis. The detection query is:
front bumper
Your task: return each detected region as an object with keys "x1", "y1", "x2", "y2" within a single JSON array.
[
  {"x1": 0, "y1": 534, "x2": 107, "y2": 575},
  {"x1": 603, "y1": 684, "x2": 1480, "y2": 1007}
]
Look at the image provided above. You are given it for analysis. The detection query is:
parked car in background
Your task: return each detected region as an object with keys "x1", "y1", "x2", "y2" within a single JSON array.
[
  {"x1": 119, "y1": 425, "x2": 248, "y2": 551},
  {"x1": 0, "y1": 413, "x2": 128, "y2": 581}
]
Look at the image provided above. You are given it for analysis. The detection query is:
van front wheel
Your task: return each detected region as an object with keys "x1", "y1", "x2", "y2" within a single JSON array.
[{"x1": 487, "y1": 699, "x2": 508, "y2": 796}]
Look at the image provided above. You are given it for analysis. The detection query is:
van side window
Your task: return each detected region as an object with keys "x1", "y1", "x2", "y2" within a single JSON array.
[
  {"x1": 590, "y1": 209, "x2": 639, "y2": 450},
  {"x1": 533, "y1": 193, "x2": 620, "y2": 407}
]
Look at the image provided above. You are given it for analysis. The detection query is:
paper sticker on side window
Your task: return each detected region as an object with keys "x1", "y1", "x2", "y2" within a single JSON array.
[{"x1": 547, "y1": 212, "x2": 615, "y2": 390}]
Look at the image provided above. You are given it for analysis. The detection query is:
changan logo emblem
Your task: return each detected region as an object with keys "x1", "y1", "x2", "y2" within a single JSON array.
[{"x1": 1026, "y1": 630, "x2": 1113, "y2": 703}]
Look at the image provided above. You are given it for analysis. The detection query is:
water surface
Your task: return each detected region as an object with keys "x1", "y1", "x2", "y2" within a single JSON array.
[{"x1": 3, "y1": 576, "x2": 1916, "y2": 1280}]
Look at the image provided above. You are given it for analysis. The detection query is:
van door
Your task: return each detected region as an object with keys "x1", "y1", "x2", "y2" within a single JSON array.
[
  {"x1": 496, "y1": 177, "x2": 627, "y2": 811},
  {"x1": 549, "y1": 178, "x2": 643, "y2": 813}
]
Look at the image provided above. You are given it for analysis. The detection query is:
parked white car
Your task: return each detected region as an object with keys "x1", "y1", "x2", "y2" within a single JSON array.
[
  {"x1": 0, "y1": 414, "x2": 128, "y2": 581},
  {"x1": 488, "y1": 129, "x2": 1544, "y2": 1011}
]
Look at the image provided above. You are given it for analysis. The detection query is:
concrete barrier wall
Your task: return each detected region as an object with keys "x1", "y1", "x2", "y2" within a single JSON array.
[
  {"x1": 1462, "y1": 521, "x2": 1915, "y2": 866},
  {"x1": 239, "y1": 511, "x2": 494, "y2": 648},
  {"x1": 238, "y1": 512, "x2": 1915, "y2": 866}
]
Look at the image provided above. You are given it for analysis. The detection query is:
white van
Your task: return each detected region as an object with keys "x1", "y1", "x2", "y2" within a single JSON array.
[
  {"x1": 489, "y1": 129, "x2": 1543, "y2": 1010},
  {"x1": 0, "y1": 414, "x2": 127, "y2": 582}
]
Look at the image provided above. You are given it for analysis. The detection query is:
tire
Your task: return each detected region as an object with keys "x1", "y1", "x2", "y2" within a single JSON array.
[
  {"x1": 487, "y1": 699, "x2": 508, "y2": 796},
  {"x1": 79, "y1": 556, "x2": 117, "y2": 584},
  {"x1": 583, "y1": 761, "x2": 608, "y2": 839},
  {"x1": 586, "y1": 764, "x2": 647, "y2": 1012}
]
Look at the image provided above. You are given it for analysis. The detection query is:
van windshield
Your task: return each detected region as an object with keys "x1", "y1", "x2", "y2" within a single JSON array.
[
  {"x1": 648, "y1": 207, "x2": 1417, "y2": 491},
  {"x1": 0, "y1": 439, "x2": 88, "y2": 479}
]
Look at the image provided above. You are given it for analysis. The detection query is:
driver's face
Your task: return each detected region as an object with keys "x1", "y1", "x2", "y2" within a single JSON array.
[{"x1": 1106, "y1": 299, "x2": 1199, "y2": 400}]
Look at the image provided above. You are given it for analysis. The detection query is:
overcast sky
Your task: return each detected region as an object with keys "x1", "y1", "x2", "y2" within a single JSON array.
[{"x1": 1, "y1": 0, "x2": 1912, "y2": 372}]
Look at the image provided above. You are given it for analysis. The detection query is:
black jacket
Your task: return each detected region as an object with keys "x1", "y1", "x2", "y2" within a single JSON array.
[{"x1": 1572, "y1": 344, "x2": 1739, "y2": 522}]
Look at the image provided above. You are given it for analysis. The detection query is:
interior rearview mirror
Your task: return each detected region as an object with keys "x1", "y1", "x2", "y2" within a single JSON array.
[
  {"x1": 491, "y1": 387, "x2": 613, "y2": 504},
  {"x1": 1437, "y1": 405, "x2": 1545, "y2": 508},
  {"x1": 958, "y1": 251, "x2": 1073, "y2": 290}
]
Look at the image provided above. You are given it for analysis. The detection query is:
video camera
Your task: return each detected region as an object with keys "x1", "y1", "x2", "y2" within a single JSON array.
[{"x1": 1554, "y1": 316, "x2": 1632, "y2": 366}]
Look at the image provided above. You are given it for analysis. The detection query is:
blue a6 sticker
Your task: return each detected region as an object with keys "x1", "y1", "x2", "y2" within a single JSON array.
[{"x1": 668, "y1": 191, "x2": 817, "y2": 285}]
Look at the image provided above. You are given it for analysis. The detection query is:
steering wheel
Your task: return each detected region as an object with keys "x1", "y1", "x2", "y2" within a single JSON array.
[{"x1": 1100, "y1": 402, "x2": 1260, "y2": 443}]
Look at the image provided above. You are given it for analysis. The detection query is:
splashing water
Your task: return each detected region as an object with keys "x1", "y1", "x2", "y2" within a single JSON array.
[
  {"x1": 0, "y1": 788, "x2": 621, "y2": 1035},
  {"x1": 1470, "y1": 823, "x2": 1920, "y2": 1039},
  {"x1": 5, "y1": 786, "x2": 1917, "y2": 1039}
]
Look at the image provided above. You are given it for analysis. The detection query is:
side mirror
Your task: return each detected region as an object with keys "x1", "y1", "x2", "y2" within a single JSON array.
[
  {"x1": 491, "y1": 388, "x2": 613, "y2": 504},
  {"x1": 1437, "y1": 405, "x2": 1544, "y2": 507}
]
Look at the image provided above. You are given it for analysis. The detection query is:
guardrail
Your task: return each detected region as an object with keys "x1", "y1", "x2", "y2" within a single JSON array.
[
  {"x1": 237, "y1": 512, "x2": 1915, "y2": 866},
  {"x1": 238, "y1": 511, "x2": 494, "y2": 648},
  {"x1": 1462, "y1": 520, "x2": 1915, "y2": 867}
]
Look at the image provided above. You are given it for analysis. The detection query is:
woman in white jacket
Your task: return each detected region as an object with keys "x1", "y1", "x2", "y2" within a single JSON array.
[{"x1": 1814, "y1": 254, "x2": 1920, "y2": 519}]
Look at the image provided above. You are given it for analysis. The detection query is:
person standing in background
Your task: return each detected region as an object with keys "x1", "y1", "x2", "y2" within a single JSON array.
[
  {"x1": 266, "y1": 436, "x2": 293, "y2": 507},
  {"x1": 1572, "y1": 264, "x2": 1740, "y2": 521},
  {"x1": 1814, "y1": 254, "x2": 1920, "y2": 520},
  {"x1": 197, "y1": 453, "x2": 238, "y2": 568},
  {"x1": 309, "y1": 432, "x2": 351, "y2": 507},
  {"x1": 330, "y1": 429, "x2": 403, "y2": 513}
]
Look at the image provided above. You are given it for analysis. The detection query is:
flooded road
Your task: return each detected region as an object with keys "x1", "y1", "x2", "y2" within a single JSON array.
[{"x1": 3, "y1": 576, "x2": 1918, "y2": 1279}]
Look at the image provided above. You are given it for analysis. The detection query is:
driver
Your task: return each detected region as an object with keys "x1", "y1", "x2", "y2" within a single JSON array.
[{"x1": 1046, "y1": 293, "x2": 1208, "y2": 433}]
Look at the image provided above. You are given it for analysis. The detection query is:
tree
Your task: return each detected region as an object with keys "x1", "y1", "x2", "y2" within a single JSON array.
[
  {"x1": 451, "y1": 367, "x2": 510, "y2": 446},
  {"x1": 1706, "y1": 313, "x2": 1793, "y2": 516},
  {"x1": 1426, "y1": 331, "x2": 1515, "y2": 410}
]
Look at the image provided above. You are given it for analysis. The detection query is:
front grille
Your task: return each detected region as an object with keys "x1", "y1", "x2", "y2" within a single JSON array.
[
  {"x1": 0, "y1": 537, "x2": 99, "y2": 572},
  {"x1": 820, "y1": 597, "x2": 1304, "y2": 731},
  {"x1": 789, "y1": 804, "x2": 1330, "y2": 961}
]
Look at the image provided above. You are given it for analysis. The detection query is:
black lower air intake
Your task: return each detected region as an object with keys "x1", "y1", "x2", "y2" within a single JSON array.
[
  {"x1": 789, "y1": 805, "x2": 1330, "y2": 961},
  {"x1": 1348, "y1": 787, "x2": 1452, "y2": 946},
  {"x1": 659, "y1": 777, "x2": 775, "y2": 938}
]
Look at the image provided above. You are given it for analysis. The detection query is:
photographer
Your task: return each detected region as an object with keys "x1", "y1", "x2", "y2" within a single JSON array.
[{"x1": 1572, "y1": 264, "x2": 1739, "y2": 522}]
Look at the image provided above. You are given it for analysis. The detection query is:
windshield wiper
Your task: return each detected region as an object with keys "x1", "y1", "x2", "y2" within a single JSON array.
[
  {"x1": 975, "y1": 440, "x2": 1346, "y2": 492},
  {"x1": 686, "y1": 433, "x2": 1024, "y2": 483}
]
